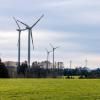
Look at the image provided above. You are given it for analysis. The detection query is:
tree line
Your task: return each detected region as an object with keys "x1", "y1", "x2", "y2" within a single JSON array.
[
  {"x1": 16, "y1": 62, "x2": 100, "y2": 78},
  {"x1": 0, "y1": 59, "x2": 100, "y2": 78}
]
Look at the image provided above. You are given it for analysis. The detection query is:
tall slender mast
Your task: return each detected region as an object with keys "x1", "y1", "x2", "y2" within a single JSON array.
[
  {"x1": 46, "y1": 49, "x2": 52, "y2": 69},
  {"x1": 28, "y1": 29, "x2": 31, "y2": 68},
  {"x1": 53, "y1": 48, "x2": 55, "y2": 69},
  {"x1": 50, "y1": 44, "x2": 59, "y2": 69},
  {"x1": 18, "y1": 30, "x2": 21, "y2": 67},
  {"x1": 69, "y1": 60, "x2": 72, "y2": 78},
  {"x1": 47, "y1": 52, "x2": 49, "y2": 69},
  {"x1": 85, "y1": 59, "x2": 88, "y2": 67},
  {"x1": 70, "y1": 60, "x2": 72, "y2": 70},
  {"x1": 13, "y1": 17, "x2": 26, "y2": 67}
]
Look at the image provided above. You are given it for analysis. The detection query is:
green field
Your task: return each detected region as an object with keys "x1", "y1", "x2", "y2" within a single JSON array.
[{"x1": 0, "y1": 79, "x2": 100, "y2": 100}]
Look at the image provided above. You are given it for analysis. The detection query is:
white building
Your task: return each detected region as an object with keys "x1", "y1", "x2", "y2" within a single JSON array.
[
  {"x1": 4, "y1": 61, "x2": 17, "y2": 78},
  {"x1": 32, "y1": 61, "x2": 64, "y2": 69},
  {"x1": 4, "y1": 61, "x2": 17, "y2": 67}
]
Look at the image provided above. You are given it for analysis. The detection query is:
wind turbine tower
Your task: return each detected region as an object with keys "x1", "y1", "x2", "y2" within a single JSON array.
[
  {"x1": 17, "y1": 15, "x2": 44, "y2": 68},
  {"x1": 13, "y1": 17, "x2": 26, "y2": 67},
  {"x1": 70, "y1": 60, "x2": 72, "y2": 70},
  {"x1": 50, "y1": 44, "x2": 59, "y2": 69},
  {"x1": 46, "y1": 49, "x2": 52, "y2": 69},
  {"x1": 85, "y1": 59, "x2": 88, "y2": 67}
]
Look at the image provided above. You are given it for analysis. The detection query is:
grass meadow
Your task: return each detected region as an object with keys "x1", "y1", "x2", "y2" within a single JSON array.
[{"x1": 0, "y1": 79, "x2": 100, "y2": 100}]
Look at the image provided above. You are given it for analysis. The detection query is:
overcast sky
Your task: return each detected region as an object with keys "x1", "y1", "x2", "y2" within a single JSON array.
[{"x1": 0, "y1": 0, "x2": 100, "y2": 69}]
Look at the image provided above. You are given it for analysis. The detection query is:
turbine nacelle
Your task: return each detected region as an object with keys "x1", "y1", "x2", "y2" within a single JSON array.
[
  {"x1": 26, "y1": 26, "x2": 31, "y2": 30},
  {"x1": 49, "y1": 43, "x2": 60, "y2": 51},
  {"x1": 45, "y1": 48, "x2": 52, "y2": 54},
  {"x1": 16, "y1": 29, "x2": 21, "y2": 31},
  {"x1": 16, "y1": 29, "x2": 26, "y2": 32}
]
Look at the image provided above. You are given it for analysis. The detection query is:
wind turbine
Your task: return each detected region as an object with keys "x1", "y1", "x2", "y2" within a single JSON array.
[
  {"x1": 49, "y1": 43, "x2": 59, "y2": 69},
  {"x1": 69, "y1": 60, "x2": 72, "y2": 78},
  {"x1": 70, "y1": 60, "x2": 72, "y2": 70},
  {"x1": 13, "y1": 17, "x2": 26, "y2": 67},
  {"x1": 85, "y1": 59, "x2": 88, "y2": 67},
  {"x1": 45, "y1": 48, "x2": 52, "y2": 69},
  {"x1": 17, "y1": 14, "x2": 44, "y2": 68}
]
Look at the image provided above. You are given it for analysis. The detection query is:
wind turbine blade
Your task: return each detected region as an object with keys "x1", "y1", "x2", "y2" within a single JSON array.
[
  {"x1": 13, "y1": 17, "x2": 20, "y2": 29},
  {"x1": 31, "y1": 14, "x2": 44, "y2": 29},
  {"x1": 49, "y1": 51, "x2": 52, "y2": 53},
  {"x1": 49, "y1": 43, "x2": 54, "y2": 48},
  {"x1": 54, "y1": 46, "x2": 60, "y2": 49},
  {"x1": 17, "y1": 38, "x2": 19, "y2": 47},
  {"x1": 45, "y1": 48, "x2": 52, "y2": 53},
  {"x1": 20, "y1": 28, "x2": 27, "y2": 31},
  {"x1": 45, "y1": 48, "x2": 48, "y2": 52},
  {"x1": 17, "y1": 35, "x2": 19, "y2": 47},
  {"x1": 17, "y1": 20, "x2": 29, "y2": 27},
  {"x1": 30, "y1": 30, "x2": 34, "y2": 50}
]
